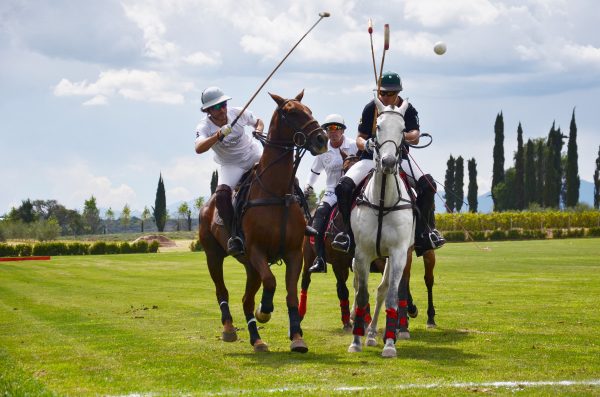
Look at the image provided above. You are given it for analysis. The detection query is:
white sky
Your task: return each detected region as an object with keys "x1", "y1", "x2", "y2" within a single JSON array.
[{"x1": 1, "y1": 0, "x2": 599, "y2": 213}]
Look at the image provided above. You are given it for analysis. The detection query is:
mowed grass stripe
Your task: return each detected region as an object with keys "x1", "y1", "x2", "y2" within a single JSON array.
[{"x1": 0, "y1": 239, "x2": 599, "y2": 396}]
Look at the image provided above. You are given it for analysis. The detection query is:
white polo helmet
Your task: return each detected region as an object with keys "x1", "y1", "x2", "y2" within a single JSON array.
[
  {"x1": 321, "y1": 114, "x2": 346, "y2": 129},
  {"x1": 201, "y1": 86, "x2": 231, "y2": 110}
]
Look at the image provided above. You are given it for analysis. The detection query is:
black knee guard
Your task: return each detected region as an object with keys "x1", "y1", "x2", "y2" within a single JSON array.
[
  {"x1": 215, "y1": 184, "x2": 233, "y2": 231},
  {"x1": 416, "y1": 175, "x2": 436, "y2": 228},
  {"x1": 334, "y1": 177, "x2": 356, "y2": 227}
]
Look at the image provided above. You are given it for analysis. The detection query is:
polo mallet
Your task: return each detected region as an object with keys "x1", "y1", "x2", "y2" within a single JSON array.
[
  {"x1": 371, "y1": 23, "x2": 390, "y2": 135},
  {"x1": 368, "y1": 18, "x2": 378, "y2": 86},
  {"x1": 230, "y1": 11, "x2": 331, "y2": 127}
]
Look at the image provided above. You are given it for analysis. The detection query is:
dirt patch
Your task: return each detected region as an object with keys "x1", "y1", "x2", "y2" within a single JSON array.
[{"x1": 133, "y1": 235, "x2": 176, "y2": 247}]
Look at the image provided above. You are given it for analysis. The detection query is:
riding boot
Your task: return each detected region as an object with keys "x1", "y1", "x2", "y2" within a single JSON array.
[
  {"x1": 215, "y1": 184, "x2": 244, "y2": 256},
  {"x1": 414, "y1": 175, "x2": 445, "y2": 256},
  {"x1": 332, "y1": 177, "x2": 355, "y2": 253},
  {"x1": 308, "y1": 202, "x2": 331, "y2": 273}
]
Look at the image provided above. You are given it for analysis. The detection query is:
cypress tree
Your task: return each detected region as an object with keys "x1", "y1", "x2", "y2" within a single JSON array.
[
  {"x1": 454, "y1": 156, "x2": 464, "y2": 212},
  {"x1": 467, "y1": 158, "x2": 478, "y2": 213},
  {"x1": 544, "y1": 124, "x2": 565, "y2": 208},
  {"x1": 535, "y1": 139, "x2": 545, "y2": 205},
  {"x1": 153, "y1": 173, "x2": 167, "y2": 232},
  {"x1": 524, "y1": 139, "x2": 537, "y2": 207},
  {"x1": 514, "y1": 122, "x2": 525, "y2": 210},
  {"x1": 444, "y1": 155, "x2": 456, "y2": 212},
  {"x1": 491, "y1": 112, "x2": 505, "y2": 211},
  {"x1": 594, "y1": 145, "x2": 600, "y2": 209},
  {"x1": 210, "y1": 170, "x2": 219, "y2": 195},
  {"x1": 565, "y1": 108, "x2": 580, "y2": 207}
]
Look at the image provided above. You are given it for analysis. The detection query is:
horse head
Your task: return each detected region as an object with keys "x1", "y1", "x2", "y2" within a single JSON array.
[
  {"x1": 373, "y1": 97, "x2": 409, "y2": 175},
  {"x1": 268, "y1": 91, "x2": 328, "y2": 155}
]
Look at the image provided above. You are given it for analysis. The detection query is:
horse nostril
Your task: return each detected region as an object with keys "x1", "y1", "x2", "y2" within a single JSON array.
[{"x1": 317, "y1": 134, "x2": 327, "y2": 146}]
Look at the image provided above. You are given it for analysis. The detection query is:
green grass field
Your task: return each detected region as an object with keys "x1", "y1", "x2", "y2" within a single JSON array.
[{"x1": 1, "y1": 239, "x2": 599, "y2": 396}]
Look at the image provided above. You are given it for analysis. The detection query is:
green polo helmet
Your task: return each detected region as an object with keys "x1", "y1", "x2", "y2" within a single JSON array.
[{"x1": 379, "y1": 71, "x2": 402, "y2": 92}]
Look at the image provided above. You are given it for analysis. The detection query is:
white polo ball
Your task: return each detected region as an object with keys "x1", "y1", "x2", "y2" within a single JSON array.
[{"x1": 433, "y1": 41, "x2": 447, "y2": 55}]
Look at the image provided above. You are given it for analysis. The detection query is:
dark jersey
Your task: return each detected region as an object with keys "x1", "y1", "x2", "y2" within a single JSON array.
[{"x1": 357, "y1": 98, "x2": 419, "y2": 160}]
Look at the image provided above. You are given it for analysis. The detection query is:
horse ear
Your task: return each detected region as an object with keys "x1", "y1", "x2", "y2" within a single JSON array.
[
  {"x1": 269, "y1": 93, "x2": 285, "y2": 107},
  {"x1": 295, "y1": 90, "x2": 304, "y2": 102},
  {"x1": 374, "y1": 95, "x2": 385, "y2": 113}
]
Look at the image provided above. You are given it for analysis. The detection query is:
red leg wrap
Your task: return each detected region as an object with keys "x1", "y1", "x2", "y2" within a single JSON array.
[{"x1": 299, "y1": 289, "x2": 308, "y2": 317}]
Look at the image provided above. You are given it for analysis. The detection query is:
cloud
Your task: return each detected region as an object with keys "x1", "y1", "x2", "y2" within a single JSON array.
[
  {"x1": 404, "y1": 0, "x2": 500, "y2": 28},
  {"x1": 45, "y1": 162, "x2": 137, "y2": 211},
  {"x1": 53, "y1": 69, "x2": 193, "y2": 104},
  {"x1": 83, "y1": 95, "x2": 108, "y2": 106}
]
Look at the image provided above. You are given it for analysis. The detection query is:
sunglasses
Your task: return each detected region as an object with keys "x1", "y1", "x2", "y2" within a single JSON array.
[
  {"x1": 379, "y1": 91, "x2": 398, "y2": 97},
  {"x1": 325, "y1": 125, "x2": 344, "y2": 132},
  {"x1": 211, "y1": 102, "x2": 227, "y2": 111}
]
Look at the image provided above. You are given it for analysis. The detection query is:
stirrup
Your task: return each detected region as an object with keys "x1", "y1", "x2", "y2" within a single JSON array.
[
  {"x1": 427, "y1": 229, "x2": 446, "y2": 249},
  {"x1": 331, "y1": 232, "x2": 351, "y2": 253},
  {"x1": 308, "y1": 257, "x2": 327, "y2": 273},
  {"x1": 227, "y1": 236, "x2": 245, "y2": 256}
]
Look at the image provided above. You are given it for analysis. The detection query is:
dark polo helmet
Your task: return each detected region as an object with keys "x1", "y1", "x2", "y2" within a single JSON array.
[{"x1": 380, "y1": 71, "x2": 403, "y2": 92}]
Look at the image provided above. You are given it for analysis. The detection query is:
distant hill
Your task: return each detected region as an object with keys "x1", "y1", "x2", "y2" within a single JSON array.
[{"x1": 436, "y1": 180, "x2": 595, "y2": 213}]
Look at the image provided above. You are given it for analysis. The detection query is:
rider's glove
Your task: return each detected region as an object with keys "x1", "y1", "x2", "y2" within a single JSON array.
[
  {"x1": 364, "y1": 138, "x2": 376, "y2": 154},
  {"x1": 303, "y1": 185, "x2": 314, "y2": 197},
  {"x1": 219, "y1": 124, "x2": 232, "y2": 141}
]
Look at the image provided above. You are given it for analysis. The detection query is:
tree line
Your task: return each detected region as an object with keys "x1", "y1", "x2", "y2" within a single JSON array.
[
  {"x1": 1, "y1": 172, "x2": 214, "y2": 241},
  {"x1": 444, "y1": 109, "x2": 600, "y2": 212}
]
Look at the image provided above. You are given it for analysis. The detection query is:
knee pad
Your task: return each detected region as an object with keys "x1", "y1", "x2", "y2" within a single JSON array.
[
  {"x1": 417, "y1": 174, "x2": 436, "y2": 195},
  {"x1": 314, "y1": 202, "x2": 332, "y2": 219},
  {"x1": 215, "y1": 184, "x2": 232, "y2": 205},
  {"x1": 335, "y1": 176, "x2": 356, "y2": 199}
]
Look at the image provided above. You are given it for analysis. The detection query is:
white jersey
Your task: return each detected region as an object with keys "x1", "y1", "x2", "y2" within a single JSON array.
[
  {"x1": 306, "y1": 136, "x2": 358, "y2": 194},
  {"x1": 194, "y1": 107, "x2": 262, "y2": 165}
]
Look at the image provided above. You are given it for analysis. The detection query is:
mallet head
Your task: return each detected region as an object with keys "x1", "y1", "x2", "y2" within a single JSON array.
[{"x1": 319, "y1": 12, "x2": 330, "y2": 18}]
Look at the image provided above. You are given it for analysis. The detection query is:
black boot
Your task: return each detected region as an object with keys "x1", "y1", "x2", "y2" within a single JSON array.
[
  {"x1": 415, "y1": 175, "x2": 445, "y2": 255},
  {"x1": 215, "y1": 185, "x2": 245, "y2": 256},
  {"x1": 308, "y1": 202, "x2": 331, "y2": 273},
  {"x1": 331, "y1": 177, "x2": 355, "y2": 253}
]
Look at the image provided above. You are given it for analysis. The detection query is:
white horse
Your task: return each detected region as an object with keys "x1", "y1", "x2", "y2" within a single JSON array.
[{"x1": 348, "y1": 97, "x2": 415, "y2": 358}]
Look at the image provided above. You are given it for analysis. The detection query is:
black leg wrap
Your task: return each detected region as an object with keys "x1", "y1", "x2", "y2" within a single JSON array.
[
  {"x1": 416, "y1": 175, "x2": 436, "y2": 230},
  {"x1": 245, "y1": 314, "x2": 260, "y2": 346},
  {"x1": 260, "y1": 289, "x2": 275, "y2": 314},
  {"x1": 220, "y1": 301, "x2": 232, "y2": 325},
  {"x1": 288, "y1": 306, "x2": 303, "y2": 340}
]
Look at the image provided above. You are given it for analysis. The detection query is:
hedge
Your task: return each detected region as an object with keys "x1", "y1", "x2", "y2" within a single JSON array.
[{"x1": 0, "y1": 240, "x2": 160, "y2": 257}]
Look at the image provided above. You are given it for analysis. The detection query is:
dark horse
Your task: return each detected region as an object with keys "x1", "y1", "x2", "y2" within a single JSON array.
[{"x1": 199, "y1": 91, "x2": 328, "y2": 353}]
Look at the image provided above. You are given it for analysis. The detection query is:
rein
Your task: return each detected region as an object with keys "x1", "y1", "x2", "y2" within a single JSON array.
[
  {"x1": 244, "y1": 99, "x2": 320, "y2": 262},
  {"x1": 356, "y1": 109, "x2": 413, "y2": 258}
]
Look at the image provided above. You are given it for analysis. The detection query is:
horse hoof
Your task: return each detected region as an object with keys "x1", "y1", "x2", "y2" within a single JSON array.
[
  {"x1": 427, "y1": 321, "x2": 437, "y2": 329},
  {"x1": 408, "y1": 306, "x2": 418, "y2": 318},
  {"x1": 342, "y1": 322, "x2": 353, "y2": 333},
  {"x1": 255, "y1": 305, "x2": 272, "y2": 323},
  {"x1": 396, "y1": 331, "x2": 410, "y2": 340},
  {"x1": 382, "y1": 339, "x2": 397, "y2": 358},
  {"x1": 366, "y1": 337, "x2": 378, "y2": 347},
  {"x1": 253, "y1": 341, "x2": 269, "y2": 352},
  {"x1": 221, "y1": 330, "x2": 238, "y2": 342},
  {"x1": 348, "y1": 343, "x2": 362, "y2": 353},
  {"x1": 290, "y1": 338, "x2": 308, "y2": 353}
]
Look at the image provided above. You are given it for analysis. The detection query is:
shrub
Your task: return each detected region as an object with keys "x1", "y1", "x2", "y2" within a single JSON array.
[
  {"x1": 567, "y1": 228, "x2": 585, "y2": 238},
  {"x1": 468, "y1": 231, "x2": 487, "y2": 241},
  {"x1": 552, "y1": 229, "x2": 564, "y2": 239},
  {"x1": 588, "y1": 227, "x2": 600, "y2": 237},
  {"x1": 443, "y1": 231, "x2": 465, "y2": 242},
  {"x1": 506, "y1": 229, "x2": 522, "y2": 240},
  {"x1": 148, "y1": 241, "x2": 160, "y2": 253},
  {"x1": 0, "y1": 243, "x2": 18, "y2": 257},
  {"x1": 190, "y1": 240, "x2": 203, "y2": 251},
  {"x1": 131, "y1": 240, "x2": 149, "y2": 253},
  {"x1": 66, "y1": 242, "x2": 90, "y2": 255},
  {"x1": 120, "y1": 242, "x2": 132, "y2": 254},
  {"x1": 89, "y1": 241, "x2": 107, "y2": 255},
  {"x1": 489, "y1": 230, "x2": 507, "y2": 241},
  {"x1": 14, "y1": 243, "x2": 32, "y2": 256},
  {"x1": 104, "y1": 242, "x2": 120, "y2": 254},
  {"x1": 32, "y1": 242, "x2": 67, "y2": 256}
]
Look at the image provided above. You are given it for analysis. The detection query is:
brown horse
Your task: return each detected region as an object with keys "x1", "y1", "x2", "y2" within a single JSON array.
[{"x1": 199, "y1": 91, "x2": 327, "y2": 353}]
